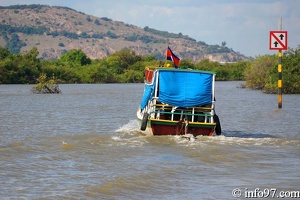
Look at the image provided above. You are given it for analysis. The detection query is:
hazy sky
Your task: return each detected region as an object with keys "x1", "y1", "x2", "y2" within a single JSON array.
[{"x1": 1, "y1": 0, "x2": 299, "y2": 57}]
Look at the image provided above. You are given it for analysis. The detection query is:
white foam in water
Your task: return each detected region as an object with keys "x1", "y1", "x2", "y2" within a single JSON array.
[
  {"x1": 111, "y1": 136, "x2": 122, "y2": 141},
  {"x1": 200, "y1": 134, "x2": 284, "y2": 147},
  {"x1": 115, "y1": 119, "x2": 140, "y2": 134}
]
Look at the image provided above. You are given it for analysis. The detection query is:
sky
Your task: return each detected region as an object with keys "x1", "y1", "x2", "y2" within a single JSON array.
[{"x1": 1, "y1": 0, "x2": 300, "y2": 57}]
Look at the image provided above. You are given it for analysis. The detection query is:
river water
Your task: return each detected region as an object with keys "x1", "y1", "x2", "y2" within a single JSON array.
[{"x1": 1, "y1": 82, "x2": 300, "y2": 199}]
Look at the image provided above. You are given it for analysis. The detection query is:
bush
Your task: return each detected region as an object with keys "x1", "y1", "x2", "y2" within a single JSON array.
[
  {"x1": 244, "y1": 55, "x2": 277, "y2": 90},
  {"x1": 58, "y1": 42, "x2": 65, "y2": 47},
  {"x1": 244, "y1": 46, "x2": 300, "y2": 94},
  {"x1": 31, "y1": 73, "x2": 61, "y2": 94}
]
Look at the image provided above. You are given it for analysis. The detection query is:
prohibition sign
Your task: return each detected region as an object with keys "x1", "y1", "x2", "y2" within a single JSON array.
[{"x1": 269, "y1": 31, "x2": 288, "y2": 50}]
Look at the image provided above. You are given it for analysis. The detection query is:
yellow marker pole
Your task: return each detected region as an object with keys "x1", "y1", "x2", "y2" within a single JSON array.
[
  {"x1": 278, "y1": 50, "x2": 282, "y2": 108},
  {"x1": 278, "y1": 17, "x2": 282, "y2": 109}
]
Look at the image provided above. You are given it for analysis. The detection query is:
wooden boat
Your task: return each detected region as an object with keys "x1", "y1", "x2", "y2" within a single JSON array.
[{"x1": 137, "y1": 67, "x2": 221, "y2": 137}]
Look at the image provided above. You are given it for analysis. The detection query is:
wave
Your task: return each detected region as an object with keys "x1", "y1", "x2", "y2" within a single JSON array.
[{"x1": 115, "y1": 119, "x2": 140, "y2": 134}]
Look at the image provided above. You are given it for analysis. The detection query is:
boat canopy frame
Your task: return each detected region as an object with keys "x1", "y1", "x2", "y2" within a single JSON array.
[{"x1": 140, "y1": 68, "x2": 216, "y2": 124}]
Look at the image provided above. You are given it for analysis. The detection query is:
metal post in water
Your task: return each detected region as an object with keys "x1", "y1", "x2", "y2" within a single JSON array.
[
  {"x1": 278, "y1": 17, "x2": 283, "y2": 109},
  {"x1": 278, "y1": 50, "x2": 282, "y2": 108}
]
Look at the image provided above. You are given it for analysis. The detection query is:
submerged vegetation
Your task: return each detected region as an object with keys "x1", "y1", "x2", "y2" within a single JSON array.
[
  {"x1": 0, "y1": 45, "x2": 299, "y2": 94},
  {"x1": 31, "y1": 73, "x2": 61, "y2": 94}
]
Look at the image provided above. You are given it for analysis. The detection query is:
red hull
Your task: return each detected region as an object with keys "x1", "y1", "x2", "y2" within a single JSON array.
[{"x1": 150, "y1": 120, "x2": 215, "y2": 136}]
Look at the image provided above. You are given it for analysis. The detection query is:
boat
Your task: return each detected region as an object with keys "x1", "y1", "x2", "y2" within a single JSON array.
[
  {"x1": 137, "y1": 46, "x2": 222, "y2": 137},
  {"x1": 137, "y1": 66, "x2": 222, "y2": 137}
]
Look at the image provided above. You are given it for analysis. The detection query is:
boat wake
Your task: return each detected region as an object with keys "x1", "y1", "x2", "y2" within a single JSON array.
[
  {"x1": 222, "y1": 130, "x2": 278, "y2": 138},
  {"x1": 113, "y1": 121, "x2": 300, "y2": 148},
  {"x1": 115, "y1": 119, "x2": 140, "y2": 134}
]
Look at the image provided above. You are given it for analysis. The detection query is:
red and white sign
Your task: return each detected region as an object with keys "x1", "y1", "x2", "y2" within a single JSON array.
[{"x1": 269, "y1": 31, "x2": 288, "y2": 50}]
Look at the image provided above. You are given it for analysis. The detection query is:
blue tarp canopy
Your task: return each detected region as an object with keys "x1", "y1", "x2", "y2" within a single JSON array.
[
  {"x1": 140, "y1": 84, "x2": 155, "y2": 110},
  {"x1": 158, "y1": 70, "x2": 213, "y2": 107},
  {"x1": 140, "y1": 72, "x2": 157, "y2": 110},
  {"x1": 140, "y1": 69, "x2": 214, "y2": 110}
]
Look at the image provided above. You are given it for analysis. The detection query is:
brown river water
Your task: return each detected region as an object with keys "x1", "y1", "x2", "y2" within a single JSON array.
[{"x1": 0, "y1": 82, "x2": 300, "y2": 199}]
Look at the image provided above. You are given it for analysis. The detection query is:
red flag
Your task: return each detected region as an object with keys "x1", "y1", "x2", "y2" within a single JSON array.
[{"x1": 166, "y1": 46, "x2": 180, "y2": 68}]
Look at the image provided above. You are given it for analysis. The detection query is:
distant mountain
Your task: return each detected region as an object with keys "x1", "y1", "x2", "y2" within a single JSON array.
[{"x1": 0, "y1": 4, "x2": 248, "y2": 62}]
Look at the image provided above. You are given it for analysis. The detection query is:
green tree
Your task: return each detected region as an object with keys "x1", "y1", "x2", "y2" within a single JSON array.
[
  {"x1": 6, "y1": 33, "x2": 26, "y2": 54},
  {"x1": 243, "y1": 47, "x2": 300, "y2": 94},
  {"x1": 90, "y1": 61, "x2": 115, "y2": 83},
  {"x1": 281, "y1": 46, "x2": 300, "y2": 93},
  {"x1": 0, "y1": 56, "x2": 19, "y2": 83},
  {"x1": 94, "y1": 19, "x2": 101, "y2": 25},
  {"x1": 18, "y1": 47, "x2": 41, "y2": 83},
  {"x1": 245, "y1": 55, "x2": 277, "y2": 90},
  {"x1": 86, "y1": 15, "x2": 92, "y2": 22},
  {"x1": 105, "y1": 55, "x2": 123, "y2": 74},
  {"x1": 178, "y1": 59, "x2": 195, "y2": 69},
  {"x1": 119, "y1": 69, "x2": 143, "y2": 83},
  {"x1": 58, "y1": 42, "x2": 65, "y2": 47},
  {"x1": 59, "y1": 49, "x2": 91, "y2": 67},
  {"x1": 106, "y1": 49, "x2": 142, "y2": 74},
  {"x1": 0, "y1": 47, "x2": 11, "y2": 59}
]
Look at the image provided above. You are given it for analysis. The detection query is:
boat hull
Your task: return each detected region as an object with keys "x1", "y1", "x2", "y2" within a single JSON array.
[
  {"x1": 150, "y1": 119, "x2": 215, "y2": 136},
  {"x1": 140, "y1": 118, "x2": 216, "y2": 137},
  {"x1": 137, "y1": 107, "x2": 217, "y2": 137}
]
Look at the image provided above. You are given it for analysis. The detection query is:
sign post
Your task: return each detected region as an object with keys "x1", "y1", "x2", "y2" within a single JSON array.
[{"x1": 269, "y1": 19, "x2": 287, "y2": 108}]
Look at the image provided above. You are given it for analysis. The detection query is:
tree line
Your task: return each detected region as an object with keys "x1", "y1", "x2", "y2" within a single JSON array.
[{"x1": 0, "y1": 45, "x2": 299, "y2": 93}]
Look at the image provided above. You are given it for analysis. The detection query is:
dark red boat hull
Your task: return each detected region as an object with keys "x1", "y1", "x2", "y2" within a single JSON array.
[{"x1": 150, "y1": 119, "x2": 215, "y2": 136}]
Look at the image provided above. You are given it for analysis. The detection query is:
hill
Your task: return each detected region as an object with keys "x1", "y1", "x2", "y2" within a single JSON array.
[{"x1": 0, "y1": 4, "x2": 248, "y2": 62}]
